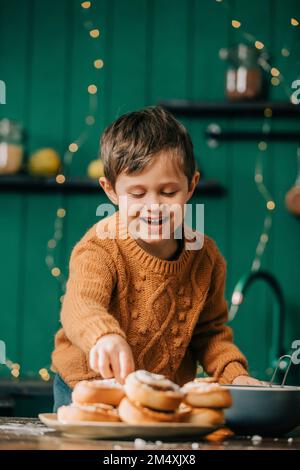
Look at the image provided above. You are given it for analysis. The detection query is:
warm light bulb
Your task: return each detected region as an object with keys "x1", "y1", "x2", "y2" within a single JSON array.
[
  {"x1": 258, "y1": 141, "x2": 267, "y2": 151},
  {"x1": 260, "y1": 234, "x2": 268, "y2": 243},
  {"x1": 81, "y1": 1, "x2": 91, "y2": 8},
  {"x1": 48, "y1": 239, "x2": 57, "y2": 249},
  {"x1": 267, "y1": 201, "x2": 275, "y2": 210},
  {"x1": 231, "y1": 20, "x2": 241, "y2": 28},
  {"x1": 271, "y1": 77, "x2": 280, "y2": 86},
  {"x1": 271, "y1": 67, "x2": 280, "y2": 77},
  {"x1": 86, "y1": 115, "x2": 95, "y2": 125},
  {"x1": 94, "y1": 59, "x2": 104, "y2": 69},
  {"x1": 69, "y1": 143, "x2": 78, "y2": 153},
  {"x1": 57, "y1": 208, "x2": 66, "y2": 218},
  {"x1": 88, "y1": 84, "x2": 97, "y2": 94},
  {"x1": 90, "y1": 29, "x2": 100, "y2": 38},
  {"x1": 56, "y1": 174, "x2": 65, "y2": 184},
  {"x1": 291, "y1": 18, "x2": 299, "y2": 26},
  {"x1": 51, "y1": 267, "x2": 61, "y2": 277},
  {"x1": 255, "y1": 41, "x2": 264, "y2": 50}
]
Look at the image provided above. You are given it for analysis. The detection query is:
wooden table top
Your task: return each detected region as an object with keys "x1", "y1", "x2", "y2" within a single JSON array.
[{"x1": 0, "y1": 417, "x2": 299, "y2": 450}]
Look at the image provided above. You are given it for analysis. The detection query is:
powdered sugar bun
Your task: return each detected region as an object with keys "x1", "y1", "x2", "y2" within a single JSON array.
[
  {"x1": 72, "y1": 378, "x2": 125, "y2": 406},
  {"x1": 118, "y1": 397, "x2": 181, "y2": 424},
  {"x1": 182, "y1": 380, "x2": 232, "y2": 409},
  {"x1": 57, "y1": 403, "x2": 120, "y2": 423},
  {"x1": 180, "y1": 406, "x2": 225, "y2": 426},
  {"x1": 193, "y1": 376, "x2": 218, "y2": 384},
  {"x1": 124, "y1": 370, "x2": 184, "y2": 411}
]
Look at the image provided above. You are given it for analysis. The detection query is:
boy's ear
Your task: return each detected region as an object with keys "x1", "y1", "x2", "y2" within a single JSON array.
[
  {"x1": 187, "y1": 171, "x2": 200, "y2": 200},
  {"x1": 99, "y1": 177, "x2": 118, "y2": 205}
]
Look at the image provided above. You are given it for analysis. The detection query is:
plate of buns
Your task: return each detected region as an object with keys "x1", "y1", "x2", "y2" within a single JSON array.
[{"x1": 39, "y1": 370, "x2": 232, "y2": 440}]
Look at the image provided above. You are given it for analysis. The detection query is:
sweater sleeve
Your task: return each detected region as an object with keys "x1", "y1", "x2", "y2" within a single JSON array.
[
  {"x1": 60, "y1": 240, "x2": 126, "y2": 354},
  {"x1": 190, "y1": 251, "x2": 249, "y2": 384}
]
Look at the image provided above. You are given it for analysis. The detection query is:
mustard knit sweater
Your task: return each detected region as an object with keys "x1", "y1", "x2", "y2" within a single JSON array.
[{"x1": 52, "y1": 211, "x2": 248, "y2": 388}]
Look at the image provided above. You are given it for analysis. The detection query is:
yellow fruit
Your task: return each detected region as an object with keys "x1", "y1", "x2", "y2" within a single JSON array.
[
  {"x1": 28, "y1": 148, "x2": 61, "y2": 176},
  {"x1": 87, "y1": 159, "x2": 104, "y2": 179}
]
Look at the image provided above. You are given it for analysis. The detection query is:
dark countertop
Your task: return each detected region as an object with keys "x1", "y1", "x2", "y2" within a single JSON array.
[{"x1": 0, "y1": 417, "x2": 299, "y2": 450}]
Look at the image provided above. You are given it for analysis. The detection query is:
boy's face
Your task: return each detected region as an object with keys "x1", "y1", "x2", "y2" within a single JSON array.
[{"x1": 100, "y1": 150, "x2": 199, "y2": 245}]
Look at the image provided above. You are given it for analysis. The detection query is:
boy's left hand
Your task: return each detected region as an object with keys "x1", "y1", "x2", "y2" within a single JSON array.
[{"x1": 232, "y1": 375, "x2": 267, "y2": 386}]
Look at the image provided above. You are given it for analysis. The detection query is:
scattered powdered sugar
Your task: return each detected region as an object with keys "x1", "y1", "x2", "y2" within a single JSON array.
[
  {"x1": 182, "y1": 381, "x2": 220, "y2": 393},
  {"x1": 113, "y1": 444, "x2": 123, "y2": 450},
  {"x1": 251, "y1": 435, "x2": 262, "y2": 444},
  {"x1": 134, "y1": 438, "x2": 147, "y2": 449},
  {"x1": 86, "y1": 379, "x2": 123, "y2": 390},
  {"x1": 0, "y1": 422, "x2": 52, "y2": 436},
  {"x1": 134, "y1": 370, "x2": 181, "y2": 391}
]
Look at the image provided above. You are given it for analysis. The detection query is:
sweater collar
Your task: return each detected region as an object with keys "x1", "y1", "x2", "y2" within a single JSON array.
[{"x1": 115, "y1": 210, "x2": 193, "y2": 275}]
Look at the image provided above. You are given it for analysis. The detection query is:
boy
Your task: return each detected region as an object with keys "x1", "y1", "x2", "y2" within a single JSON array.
[{"x1": 52, "y1": 106, "x2": 260, "y2": 411}]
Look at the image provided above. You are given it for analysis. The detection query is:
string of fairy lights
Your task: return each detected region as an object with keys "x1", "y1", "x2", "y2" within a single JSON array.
[
  {"x1": 212, "y1": 0, "x2": 300, "y2": 322},
  {"x1": 45, "y1": 0, "x2": 101, "y2": 297},
  {"x1": 4, "y1": 0, "x2": 103, "y2": 380}
]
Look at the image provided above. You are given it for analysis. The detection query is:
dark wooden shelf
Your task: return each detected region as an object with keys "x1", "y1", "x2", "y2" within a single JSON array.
[
  {"x1": 205, "y1": 130, "x2": 300, "y2": 141},
  {"x1": 159, "y1": 100, "x2": 300, "y2": 118},
  {"x1": 0, "y1": 175, "x2": 225, "y2": 196},
  {"x1": 0, "y1": 379, "x2": 53, "y2": 397}
]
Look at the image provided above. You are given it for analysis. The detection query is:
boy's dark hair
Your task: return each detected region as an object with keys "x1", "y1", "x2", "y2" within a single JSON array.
[{"x1": 100, "y1": 106, "x2": 196, "y2": 189}]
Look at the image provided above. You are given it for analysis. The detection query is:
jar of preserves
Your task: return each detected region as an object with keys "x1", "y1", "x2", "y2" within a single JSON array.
[
  {"x1": 225, "y1": 43, "x2": 264, "y2": 101},
  {"x1": 0, "y1": 119, "x2": 24, "y2": 174}
]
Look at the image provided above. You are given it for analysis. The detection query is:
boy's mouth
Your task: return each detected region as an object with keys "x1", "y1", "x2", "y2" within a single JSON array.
[{"x1": 140, "y1": 216, "x2": 169, "y2": 226}]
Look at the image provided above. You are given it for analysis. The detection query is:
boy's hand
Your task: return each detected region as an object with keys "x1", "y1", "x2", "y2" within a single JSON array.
[
  {"x1": 89, "y1": 334, "x2": 135, "y2": 384},
  {"x1": 232, "y1": 375, "x2": 267, "y2": 386}
]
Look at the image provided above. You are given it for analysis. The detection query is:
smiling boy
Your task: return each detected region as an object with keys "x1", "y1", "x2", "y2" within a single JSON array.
[{"x1": 51, "y1": 106, "x2": 260, "y2": 411}]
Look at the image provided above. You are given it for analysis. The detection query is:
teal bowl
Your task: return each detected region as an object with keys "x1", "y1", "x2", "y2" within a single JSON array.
[{"x1": 224, "y1": 385, "x2": 300, "y2": 436}]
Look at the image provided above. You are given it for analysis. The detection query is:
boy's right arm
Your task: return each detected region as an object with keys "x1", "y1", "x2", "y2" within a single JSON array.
[{"x1": 60, "y1": 241, "x2": 134, "y2": 382}]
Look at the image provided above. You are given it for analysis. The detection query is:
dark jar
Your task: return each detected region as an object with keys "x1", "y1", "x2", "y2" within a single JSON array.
[{"x1": 225, "y1": 43, "x2": 264, "y2": 101}]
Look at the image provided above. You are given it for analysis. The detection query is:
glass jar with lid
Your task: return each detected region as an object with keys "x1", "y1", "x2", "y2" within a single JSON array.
[
  {"x1": 0, "y1": 119, "x2": 24, "y2": 174},
  {"x1": 225, "y1": 43, "x2": 264, "y2": 101}
]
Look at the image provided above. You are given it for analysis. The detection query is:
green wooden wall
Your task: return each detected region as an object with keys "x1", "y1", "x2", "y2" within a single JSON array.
[{"x1": 0, "y1": 0, "x2": 300, "y2": 383}]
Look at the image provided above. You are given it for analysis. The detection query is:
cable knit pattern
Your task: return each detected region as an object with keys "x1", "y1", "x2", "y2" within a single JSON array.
[{"x1": 51, "y1": 211, "x2": 248, "y2": 387}]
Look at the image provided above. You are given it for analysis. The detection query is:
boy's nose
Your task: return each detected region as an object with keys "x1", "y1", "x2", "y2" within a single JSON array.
[{"x1": 144, "y1": 198, "x2": 162, "y2": 212}]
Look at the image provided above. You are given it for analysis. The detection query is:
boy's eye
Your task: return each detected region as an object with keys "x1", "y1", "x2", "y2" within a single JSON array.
[
  {"x1": 130, "y1": 191, "x2": 178, "y2": 198},
  {"x1": 130, "y1": 193, "x2": 145, "y2": 198}
]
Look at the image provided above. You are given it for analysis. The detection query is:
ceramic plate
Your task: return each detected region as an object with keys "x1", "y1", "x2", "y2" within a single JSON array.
[{"x1": 39, "y1": 413, "x2": 219, "y2": 440}]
